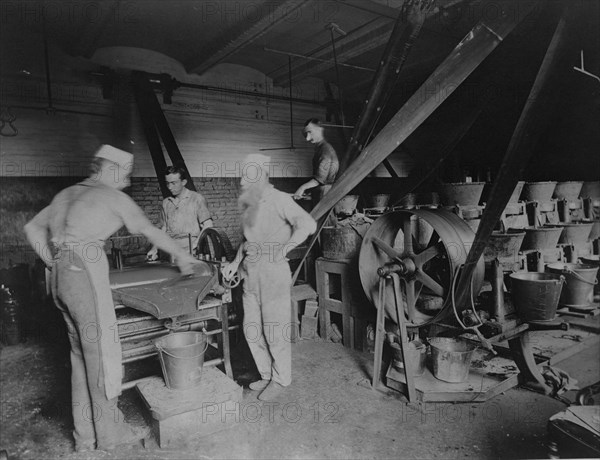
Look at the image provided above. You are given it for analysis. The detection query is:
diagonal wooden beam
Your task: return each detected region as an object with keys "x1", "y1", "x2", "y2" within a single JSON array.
[
  {"x1": 132, "y1": 73, "x2": 170, "y2": 198},
  {"x1": 454, "y1": 5, "x2": 569, "y2": 312},
  {"x1": 186, "y1": 0, "x2": 312, "y2": 75},
  {"x1": 340, "y1": 0, "x2": 435, "y2": 173},
  {"x1": 310, "y1": 1, "x2": 540, "y2": 221}
]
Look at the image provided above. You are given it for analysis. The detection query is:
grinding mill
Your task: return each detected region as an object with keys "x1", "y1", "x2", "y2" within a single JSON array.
[
  {"x1": 355, "y1": 203, "x2": 571, "y2": 402},
  {"x1": 107, "y1": 229, "x2": 239, "y2": 390}
]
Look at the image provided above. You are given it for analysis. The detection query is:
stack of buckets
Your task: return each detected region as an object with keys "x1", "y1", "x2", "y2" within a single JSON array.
[{"x1": 155, "y1": 331, "x2": 208, "y2": 390}]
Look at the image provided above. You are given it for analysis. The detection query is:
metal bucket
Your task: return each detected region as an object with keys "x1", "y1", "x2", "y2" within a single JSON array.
[
  {"x1": 389, "y1": 339, "x2": 427, "y2": 377},
  {"x1": 438, "y1": 182, "x2": 486, "y2": 206},
  {"x1": 553, "y1": 181, "x2": 584, "y2": 201},
  {"x1": 580, "y1": 255, "x2": 600, "y2": 296},
  {"x1": 510, "y1": 226, "x2": 562, "y2": 250},
  {"x1": 429, "y1": 337, "x2": 475, "y2": 383},
  {"x1": 552, "y1": 222, "x2": 594, "y2": 244},
  {"x1": 321, "y1": 226, "x2": 362, "y2": 260},
  {"x1": 509, "y1": 272, "x2": 565, "y2": 321},
  {"x1": 155, "y1": 331, "x2": 208, "y2": 390},
  {"x1": 546, "y1": 263, "x2": 599, "y2": 307},
  {"x1": 521, "y1": 181, "x2": 557, "y2": 202},
  {"x1": 484, "y1": 231, "x2": 526, "y2": 262},
  {"x1": 334, "y1": 195, "x2": 359, "y2": 216}
]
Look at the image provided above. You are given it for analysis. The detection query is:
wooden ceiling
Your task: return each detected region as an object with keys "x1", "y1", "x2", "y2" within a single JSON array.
[{"x1": 3, "y1": 0, "x2": 488, "y2": 98}]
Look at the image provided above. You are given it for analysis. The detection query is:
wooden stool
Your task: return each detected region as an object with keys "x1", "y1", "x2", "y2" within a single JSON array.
[
  {"x1": 315, "y1": 257, "x2": 370, "y2": 350},
  {"x1": 290, "y1": 283, "x2": 317, "y2": 343}
]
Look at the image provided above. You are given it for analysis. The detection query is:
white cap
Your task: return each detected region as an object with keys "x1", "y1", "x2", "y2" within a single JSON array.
[
  {"x1": 245, "y1": 153, "x2": 271, "y2": 174},
  {"x1": 95, "y1": 145, "x2": 133, "y2": 169}
]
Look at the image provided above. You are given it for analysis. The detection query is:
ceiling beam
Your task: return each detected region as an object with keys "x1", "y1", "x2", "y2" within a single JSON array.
[
  {"x1": 271, "y1": 0, "x2": 468, "y2": 86},
  {"x1": 185, "y1": 0, "x2": 312, "y2": 75}
]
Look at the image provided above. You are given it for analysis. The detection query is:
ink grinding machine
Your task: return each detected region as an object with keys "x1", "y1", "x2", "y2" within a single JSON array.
[
  {"x1": 358, "y1": 185, "x2": 568, "y2": 403},
  {"x1": 108, "y1": 229, "x2": 240, "y2": 389}
]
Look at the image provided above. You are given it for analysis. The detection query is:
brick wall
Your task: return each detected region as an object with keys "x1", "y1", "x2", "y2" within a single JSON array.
[{"x1": 0, "y1": 176, "x2": 308, "y2": 267}]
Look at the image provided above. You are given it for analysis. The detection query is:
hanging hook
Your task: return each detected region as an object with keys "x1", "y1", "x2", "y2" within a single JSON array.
[
  {"x1": 574, "y1": 50, "x2": 600, "y2": 84},
  {"x1": 0, "y1": 107, "x2": 18, "y2": 137}
]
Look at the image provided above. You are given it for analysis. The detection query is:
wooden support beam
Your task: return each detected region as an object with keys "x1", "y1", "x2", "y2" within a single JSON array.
[
  {"x1": 310, "y1": 1, "x2": 539, "y2": 221},
  {"x1": 340, "y1": 0, "x2": 434, "y2": 173},
  {"x1": 144, "y1": 79, "x2": 197, "y2": 192},
  {"x1": 132, "y1": 74, "x2": 169, "y2": 198},
  {"x1": 186, "y1": 0, "x2": 311, "y2": 75},
  {"x1": 454, "y1": 5, "x2": 570, "y2": 311}
]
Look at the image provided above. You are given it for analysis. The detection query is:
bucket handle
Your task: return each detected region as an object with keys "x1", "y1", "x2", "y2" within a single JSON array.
[
  {"x1": 156, "y1": 339, "x2": 209, "y2": 359},
  {"x1": 561, "y1": 268, "x2": 598, "y2": 286}
]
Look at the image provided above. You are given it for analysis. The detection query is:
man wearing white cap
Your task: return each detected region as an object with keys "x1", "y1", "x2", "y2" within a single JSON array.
[
  {"x1": 24, "y1": 145, "x2": 198, "y2": 452},
  {"x1": 222, "y1": 153, "x2": 316, "y2": 401}
]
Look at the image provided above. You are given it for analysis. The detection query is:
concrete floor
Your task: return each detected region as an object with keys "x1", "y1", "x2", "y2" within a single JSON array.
[{"x1": 1, "y1": 314, "x2": 599, "y2": 460}]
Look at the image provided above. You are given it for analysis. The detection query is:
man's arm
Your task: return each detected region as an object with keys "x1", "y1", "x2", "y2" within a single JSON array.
[
  {"x1": 293, "y1": 178, "x2": 320, "y2": 199},
  {"x1": 24, "y1": 207, "x2": 54, "y2": 267},
  {"x1": 119, "y1": 196, "x2": 197, "y2": 274},
  {"x1": 280, "y1": 195, "x2": 317, "y2": 256},
  {"x1": 147, "y1": 203, "x2": 168, "y2": 260}
]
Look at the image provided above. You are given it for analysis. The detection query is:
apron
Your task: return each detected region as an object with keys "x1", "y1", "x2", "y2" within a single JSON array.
[
  {"x1": 48, "y1": 183, "x2": 122, "y2": 400},
  {"x1": 52, "y1": 244, "x2": 122, "y2": 400}
]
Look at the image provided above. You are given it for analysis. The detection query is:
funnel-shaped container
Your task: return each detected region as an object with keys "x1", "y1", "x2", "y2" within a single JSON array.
[
  {"x1": 484, "y1": 231, "x2": 526, "y2": 262},
  {"x1": 521, "y1": 181, "x2": 557, "y2": 202},
  {"x1": 334, "y1": 195, "x2": 359, "y2": 216},
  {"x1": 365, "y1": 194, "x2": 391, "y2": 209},
  {"x1": 438, "y1": 182, "x2": 486, "y2": 206},
  {"x1": 588, "y1": 220, "x2": 600, "y2": 241},
  {"x1": 509, "y1": 272, "x2": 564, "y2": 321},
  {"x1": 553, "y1": 181, "x2": 584, "y2": 201},
  {"x1": 429, "y1": 337, "x2": 475, "y2": 383},
  {"x1": 580, "y1": 181, "x2": 600, "y2": 199},
  {"x1": 509, "y1": 226, "x2": 562, "y2": 251},
  {"x1": 481, "y1": 181, "x2": 525, "y2": 205},
  {"x1": 417, "y1": 192, "x2": 440, "y2": 206},
  {"x1": 396, "y1": 193, "x2": 417, "y2": 208},
  {"x1": 552, "y1": 222, "x2": 594, "y2": 244},
  {"x1": 547, "y1": 263, "x2": 598, "y2": 307}
]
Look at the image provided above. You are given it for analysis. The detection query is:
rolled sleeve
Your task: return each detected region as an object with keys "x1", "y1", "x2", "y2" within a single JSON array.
[
  {"x1": 194, "y1": 193, "x2": 211, "y2": 225},
  {"x1": 314, "y1": 157, "x2": 332, "y2": 185}
]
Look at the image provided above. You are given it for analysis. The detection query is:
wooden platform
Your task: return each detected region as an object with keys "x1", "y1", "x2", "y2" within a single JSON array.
[
  {"x1": 385, "y1": 348, "x2": 520, "y2": 403},
  {"x1": 136, "y1": 369, "x2": 242, "y2": 448}
]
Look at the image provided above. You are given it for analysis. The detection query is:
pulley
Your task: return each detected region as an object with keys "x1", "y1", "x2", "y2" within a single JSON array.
[{"x1": 358, "y1": 208, "x2": 485, "y2": 327}]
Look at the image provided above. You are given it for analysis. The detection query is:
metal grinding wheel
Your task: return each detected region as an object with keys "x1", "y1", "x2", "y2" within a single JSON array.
[
  {"x1": 195, "y1": 228, "x2": 234, "y2": 261},
  {"x1": 359, "y1": 208, "x2": 485, "y2": 327}
]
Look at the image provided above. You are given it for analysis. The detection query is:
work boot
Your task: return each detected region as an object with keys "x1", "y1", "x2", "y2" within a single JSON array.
[
  {"x1": 258, "y1": 381, "x2": 286, "y2": 402},
  {"x1": 249, "y1": 379, "x2": 270, "y2": 391},
  {"x1": 99, "y1": 424, "x2": 150, "y2": 451}
]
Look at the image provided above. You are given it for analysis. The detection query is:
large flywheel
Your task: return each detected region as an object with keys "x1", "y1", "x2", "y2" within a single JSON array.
[{"x1": 359, "y1": 208, "x2": 485, "y2": 327}]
